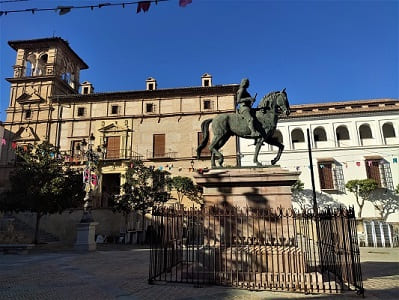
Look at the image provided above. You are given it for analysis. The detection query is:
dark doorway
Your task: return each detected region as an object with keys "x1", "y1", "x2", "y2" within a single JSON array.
[{"x1": 101, "y1": 173, "x2": 120, "y2": 208}]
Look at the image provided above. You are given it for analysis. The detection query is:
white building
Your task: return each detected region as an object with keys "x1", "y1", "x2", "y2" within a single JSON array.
[{"x1": 240, "y1": 98, "x2": 399, "y2": 247}]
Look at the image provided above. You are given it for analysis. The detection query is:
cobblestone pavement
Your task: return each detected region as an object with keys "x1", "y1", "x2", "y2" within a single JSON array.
[{"x1": 0, "y1": 245, "x2": 398, "y2": 300}]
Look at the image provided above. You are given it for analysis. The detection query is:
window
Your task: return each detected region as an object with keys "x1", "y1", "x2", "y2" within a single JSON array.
[
  {"x1": 359, "y1": 124, "x2": 372, "y2": 139},
  {"x1": 336, "y1": 125, "x2": 350, "y2": 147},
  {"x1": 365, "y1": 159, "x2": 394, "y2": 189},
  {"x1": 198, "y1": 132, "x2": 211, "y2": 156},
  {"x1": 148, "y1": 83, "x2": 154, "y2": 90},
  {"x1": 291, "y1": 128, "x2": 305, "y2": 149},
  {"x1": 83, "y1": 87, "x2": 89, "y2": 94},
  {"x1": 146, "y1": 103, "x2": 155, "y2": 113},
  {"x1": 272, "y1": 130, "x2": 283, "y2": 144},
  {"x1": 203, "y1": 99, "x2": 212, "y2": 110},
  {"x1": 203, "y1": 79, "x2": 210, "y2": 87},
  {"x1": 317, "y1": 160, "x2": 345, "y2": 192},
  {"x1": 153, "y1": 134, "x2": 165, "y2": 158},
  {"x1": 313, "y1": 127, "x2": 327, "y2": 142},
  {"x1": 111, "y1": 105, "x2": 119, "y2": 115},
  {"x1": 77, "y1": 107, "x2": 85, "y2": 117},
  {"x1": 24, "y1": 109, "x2": 32, "y2": 119},
  {"x1": 106, "y1": 136, "x2": 120, "y2": 159},
  {"x1": 382, "y1": 123, "x2": 396, "y2": 144}
]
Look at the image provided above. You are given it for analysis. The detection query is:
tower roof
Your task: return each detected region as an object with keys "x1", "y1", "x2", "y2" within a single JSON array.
[{"x1": 8, "y1": 37, "x2": 89, "y2": 70}]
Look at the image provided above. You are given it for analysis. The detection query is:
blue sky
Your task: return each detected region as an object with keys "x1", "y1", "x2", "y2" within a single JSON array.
[{"x1": 0, "y1": 0, "x2": 398, "y2": 121}]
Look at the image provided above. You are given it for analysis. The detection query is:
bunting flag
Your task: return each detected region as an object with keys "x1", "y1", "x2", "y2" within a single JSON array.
[
  {"x1": 367, "y1": 161, "x2": 373, "y2": 167},
  {"x1": 179, "y1": 0, "x2": 192, "y2": 7},
  {"x1": 137, "y1": 1, "x2": 151, "y2": 13},
  {"x1": 394, "y1": 158, "x2": 398, "y2": 164},
  {"x1": 356, "y1": 162, "x2": 360, "y2": 166},
  {"x1": 1, "y1": 138, "x2": 6, "y2": 145},
  {"x1": 57, "y1": 6, "x2": 73, "y2": 15},
  {"x1": 11, "y1": 141, "x2": 17, "y2": 149},
  {"x1": 91, "y1": 174, "x2": 98, "y2": 186}
]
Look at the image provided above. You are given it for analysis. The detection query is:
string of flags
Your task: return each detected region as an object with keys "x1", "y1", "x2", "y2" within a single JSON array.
[{"x1": 0, "y1": 0, "x2": 192, "y2": 16}]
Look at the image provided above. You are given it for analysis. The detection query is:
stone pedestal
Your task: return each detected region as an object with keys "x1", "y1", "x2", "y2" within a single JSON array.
[
  {"x1": 194, "y1": 167, "x2": 300, "y2": 209},
  {"x1": 75, "y1": 222, "x2": 98, "y2": 251}
]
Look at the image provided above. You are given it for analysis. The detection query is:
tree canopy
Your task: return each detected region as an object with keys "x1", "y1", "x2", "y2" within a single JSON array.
[
  {"x1": 171, "y1": 176, "x2": 203, "y2": 205},
  {"x1": 113, "y1": 159, "x2": 171, "y2": 217},
  {"x1": 345, "y1": 179, "x2": 378, "y2": 218},
  {"x1": 0, "y1": 141, "x2": 84, "y2": 243}
]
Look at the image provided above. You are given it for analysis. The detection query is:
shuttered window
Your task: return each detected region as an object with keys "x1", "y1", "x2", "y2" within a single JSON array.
[
  {"x1": 106, "y1": 136, "x2": 120, "y2": 159},
  {"x1": 318, "y1": 162, "x2": 334, "y2": 190},
  {"x1": 153, "y1": 134, "x2": 165, "y2": 158},
  {"x1": 198, "y1": 132, "x2": 211, "y2": 156},
  {"x1": 366, "y1": 160, "x2": 381, "y2": 187}
]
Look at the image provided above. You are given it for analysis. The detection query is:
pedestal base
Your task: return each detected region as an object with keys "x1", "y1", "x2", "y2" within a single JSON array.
[
  {"x1": 75, "y1": 222, "x2": 98, "y2": 251},
  {"x1": 194, "y1": 167, "x2": 300, "y2": 209}
]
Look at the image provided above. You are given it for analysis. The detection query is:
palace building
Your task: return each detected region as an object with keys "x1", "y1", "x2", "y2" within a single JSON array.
[
  {"x1": 0, "y1": 37, "x2": 239, "y2": 208},
  {"x1": 240, "y1": 99, "x2": 399, "y2": 247}
]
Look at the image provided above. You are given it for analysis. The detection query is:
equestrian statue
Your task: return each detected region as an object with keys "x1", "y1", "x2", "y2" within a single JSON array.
[{"x1": 197, "y1": 78, "x2": 291, "y2": 167}]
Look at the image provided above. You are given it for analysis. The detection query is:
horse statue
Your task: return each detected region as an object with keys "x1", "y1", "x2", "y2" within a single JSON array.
[{"x1": 196, "y1": 89, "x2": 290, "y2": 167}]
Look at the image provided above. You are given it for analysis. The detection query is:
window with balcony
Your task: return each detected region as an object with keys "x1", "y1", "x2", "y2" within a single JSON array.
[
  {"x1": 106, "y1": 136, "x2": 120, "y2": 159},
  {"x1": 317, "y1": 160, "x2": 345, "y2": 192},
  {"x1": 365, "y1": 158, "x2": 394, "y2": 189},
  {"x1": 153, "y1": 134, "x2": 165, "y2": 158}
]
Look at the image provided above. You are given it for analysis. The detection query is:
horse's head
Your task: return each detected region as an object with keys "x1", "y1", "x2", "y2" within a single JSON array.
[
  {"x1": 258, "y1": 88, "x2": 290, "y2": 116},
  {"x1": 276, "y1": 88, "x2": 291, "y2": 116}
]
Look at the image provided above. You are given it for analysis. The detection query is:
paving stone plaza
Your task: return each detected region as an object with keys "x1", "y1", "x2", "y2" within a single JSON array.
[{"x1": 0, "y1": 245, "x2": 398, "y2": 300}]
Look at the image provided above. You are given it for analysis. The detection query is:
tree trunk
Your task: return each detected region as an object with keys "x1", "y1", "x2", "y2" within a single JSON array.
[{"x1": 33, "y1": 213, "x2": 42, "y2": 244}]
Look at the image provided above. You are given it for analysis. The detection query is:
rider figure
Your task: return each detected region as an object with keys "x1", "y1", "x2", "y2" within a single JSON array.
[{"x1": 237, "y1": 78, "x2": 258, "y2": 137}]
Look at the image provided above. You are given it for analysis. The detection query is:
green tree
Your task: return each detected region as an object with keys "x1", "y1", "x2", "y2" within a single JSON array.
[
  {"x1": 113, "y1": 159, "x2": 171, "y2": 230},
  {"x1": 171, "y1": 176, "x2": 203, "y2": 206},
  {"x1": 0, "y1": 141, "x2": 84, "y2": 244},
  {"x1": 369, "y1": 187, "x2": 399, "y2": 221},
  {"x1": 345, "y1": 179, "x2": 378, "y2": 218}
]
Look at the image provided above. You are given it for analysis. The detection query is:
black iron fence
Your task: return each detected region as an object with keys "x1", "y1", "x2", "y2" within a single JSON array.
[{"x1": 148, "y1": 206, "x2": 363, "y2": 295}]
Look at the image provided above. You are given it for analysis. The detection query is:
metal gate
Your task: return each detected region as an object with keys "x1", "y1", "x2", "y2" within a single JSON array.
[{"x1": 148, "y1": 206, "x2": 363, "y2": 295}]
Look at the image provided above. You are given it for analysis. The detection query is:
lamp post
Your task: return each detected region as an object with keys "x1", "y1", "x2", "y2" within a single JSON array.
[{"x1": 75, "y1": 133, "x2": 102, "y2": 251}]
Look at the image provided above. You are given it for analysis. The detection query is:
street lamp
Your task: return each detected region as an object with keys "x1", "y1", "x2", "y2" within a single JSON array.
[
  {"x1": 77, "y1": 133, "x2": 100, "y2": 223},
  {"x1": 75, "y1": 133, "x2": 101, "y2": 251}
]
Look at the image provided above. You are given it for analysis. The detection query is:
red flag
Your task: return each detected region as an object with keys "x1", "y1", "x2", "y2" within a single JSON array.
[
  {"x1": 179, "y1": 0, "x2": 192, "y2": 7},
  {"x1": 137, "y1": 1, "x2": 151, "y2": 13},
  {"x1": 11, "y1": 141, "x2": 17, "y2": 149}
]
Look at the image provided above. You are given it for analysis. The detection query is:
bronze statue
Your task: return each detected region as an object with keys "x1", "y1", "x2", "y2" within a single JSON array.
[
  {"x1": 197, "y1": 81, "x2": 290, "y2": 167},
  {"x1": 236, "y1": 78, "x2": 258, "y2": 137}
]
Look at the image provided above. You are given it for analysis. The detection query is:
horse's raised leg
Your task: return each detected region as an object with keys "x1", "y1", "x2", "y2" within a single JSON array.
[
  {"x1": 267, "y1": 138, "x2": 284, "y2": 165},
  {"x1": 253, "y1": 138, "x2": 264, "y2": 167}
]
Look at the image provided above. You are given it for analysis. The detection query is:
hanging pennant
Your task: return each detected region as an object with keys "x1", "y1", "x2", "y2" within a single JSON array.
[
  {"x1": 319, "y1": 164, "x2": 324, "y2": 168},
  {"x1": 1, "y1": 138, "x2": 6, "y2": 145},
  {"x1": 367, "y1": 161, "x2": 372, "y2": 167},
  {"x1": 137, "y1": 1, "x2": 151, "y2": 13},
  {"x1": 179, "y1": 0, "x2": 192, "y2": 7},
  {"x1": 11, "y1": 141, "x2": 17, "y2": 149},
  {"x1": 356, "y1": 162, "x2": 360, "y2": 166},
  {"x1": 393, "y1": 158, "x2": 398, "y2": 164}
]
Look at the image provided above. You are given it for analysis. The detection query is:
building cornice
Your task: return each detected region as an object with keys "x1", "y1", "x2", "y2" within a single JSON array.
[
  {"x1": 51, "y1": 84, "x2": 240, "y2": 102},
  {"x1": 8, "y1": 37, "x2": 88, "y2": 69},
  {"x1": 285, "y1": 98, "x2": 399, "y2": 119}
]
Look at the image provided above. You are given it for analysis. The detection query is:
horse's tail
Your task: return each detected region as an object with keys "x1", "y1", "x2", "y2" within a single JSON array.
[{"x1": 196, "y1": 118, "x2": 213, "y2": 159}]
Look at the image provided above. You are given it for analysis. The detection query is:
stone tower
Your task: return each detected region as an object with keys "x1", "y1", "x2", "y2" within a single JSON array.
[{"x1": 4, "y1": 37, "x2": 88, "y2": 145}]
